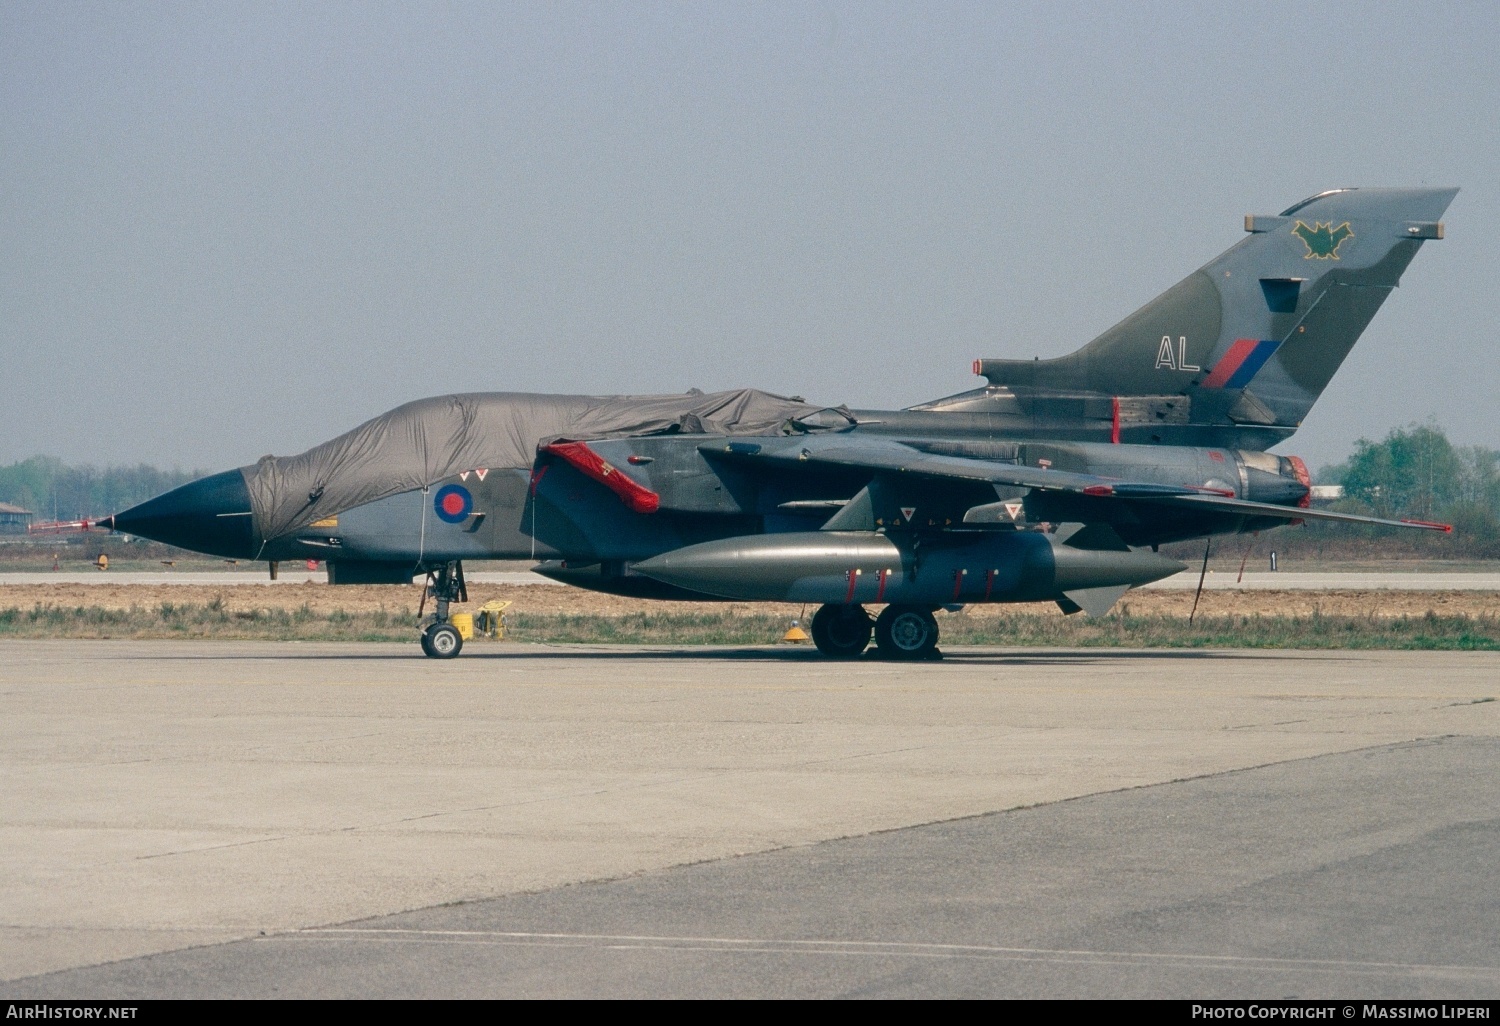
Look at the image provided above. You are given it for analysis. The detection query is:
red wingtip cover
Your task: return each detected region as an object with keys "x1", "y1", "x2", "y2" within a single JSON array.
[{"x1": 1401, "y1": 518, "x2": 1453, "y2": 533}]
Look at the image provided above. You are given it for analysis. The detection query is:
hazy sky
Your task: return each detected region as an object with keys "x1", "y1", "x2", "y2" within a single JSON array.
[{"x1": 3, "y1": 1, "x2": 1497, "y2": 472}]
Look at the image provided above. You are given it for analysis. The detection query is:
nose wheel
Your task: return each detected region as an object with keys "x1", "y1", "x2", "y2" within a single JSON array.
[{"x1": 421, "y1": 622, "x2": 463, "y2": 659}]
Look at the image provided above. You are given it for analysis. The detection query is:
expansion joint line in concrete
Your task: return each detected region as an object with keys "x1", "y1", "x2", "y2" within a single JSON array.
[{"x1": 294, "y1": 929, "x2": 1500, "y2": 980}]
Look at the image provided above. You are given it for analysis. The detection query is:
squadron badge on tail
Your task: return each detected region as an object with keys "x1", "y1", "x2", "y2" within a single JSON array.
[{"x1": 1293, "y1": 219, "x2": 1354, "y2": 259}]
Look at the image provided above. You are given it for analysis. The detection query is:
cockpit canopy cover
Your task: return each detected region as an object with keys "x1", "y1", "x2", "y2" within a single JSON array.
[{"x1": 243, "y1": 389, "x2": 826, "y2": 540}]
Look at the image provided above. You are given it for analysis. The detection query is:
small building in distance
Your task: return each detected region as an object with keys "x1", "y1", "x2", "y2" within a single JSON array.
[{"x1": 0, "y1": 502, "x2": 35, "y2": 534}]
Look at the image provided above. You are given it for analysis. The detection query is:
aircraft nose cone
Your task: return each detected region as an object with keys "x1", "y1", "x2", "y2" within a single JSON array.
[{"x1": 107, "y1": 469, "x2": 259, "y2": 559}]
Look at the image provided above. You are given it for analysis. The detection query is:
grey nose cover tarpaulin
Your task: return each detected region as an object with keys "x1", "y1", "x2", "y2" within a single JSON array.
[{"x1": 240, "y1": 389, "x2": 828, "y2": 542}]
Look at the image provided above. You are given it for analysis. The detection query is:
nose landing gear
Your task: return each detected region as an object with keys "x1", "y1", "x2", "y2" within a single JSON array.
[{"x1": 418, "y1": 561, "x2": 467, "y2": 659}]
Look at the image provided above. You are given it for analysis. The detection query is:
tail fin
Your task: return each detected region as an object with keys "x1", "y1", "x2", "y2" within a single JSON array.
[{"x1": 973, "y1": 187, "x2": 1457, "y2": 444}]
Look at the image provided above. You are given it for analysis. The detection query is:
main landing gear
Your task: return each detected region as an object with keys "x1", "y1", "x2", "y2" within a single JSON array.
[
  {"x1": 809, "y1": 603, "x2": 942, "y2": 661},
  {"x1": 873, "y1": 605, "x2": 940, "y2": 661},
  {"x1": 810, "y1": 604, "x2": 873, "y2": 659},
  {"x1": 419, "y1": 560, "x2": 467, "y2": 659}
]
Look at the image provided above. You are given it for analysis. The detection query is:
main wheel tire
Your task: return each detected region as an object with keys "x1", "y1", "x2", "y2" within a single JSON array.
[
  {"x1": 810, "y1": 604, "x2": 872, "y2": 659},
  {"x1": 423, "y1": 623, "x2": 463, "y2": 659},
  {"x1": 874, "y1": 605, "x2": 940, "y2": 661}
]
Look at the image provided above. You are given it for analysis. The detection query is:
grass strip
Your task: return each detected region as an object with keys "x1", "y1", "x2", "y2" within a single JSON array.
[{"x1": 2, "y1": 601, "x2": 1499, "y2": 650}]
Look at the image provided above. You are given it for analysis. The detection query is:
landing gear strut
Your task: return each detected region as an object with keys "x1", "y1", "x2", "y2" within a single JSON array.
[
  {"x1": 810, "y1": 604, "x2": 873, "y2": 659},
  {"x1": 874, "y1": 604, "x2": 941, "y2": 661},
  {"x1": 418, "y1": 560, "x2": 467, "y2": 659}
]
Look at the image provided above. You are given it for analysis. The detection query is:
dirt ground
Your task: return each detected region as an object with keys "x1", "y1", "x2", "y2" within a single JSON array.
[{"x1": 2, "y1": 582, "x2": 1496, "y2": 621}]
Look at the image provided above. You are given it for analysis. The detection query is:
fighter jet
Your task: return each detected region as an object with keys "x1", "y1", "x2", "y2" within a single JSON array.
[{"x1": 100, "y1": 187, "x2": 1457, "y2": 659}]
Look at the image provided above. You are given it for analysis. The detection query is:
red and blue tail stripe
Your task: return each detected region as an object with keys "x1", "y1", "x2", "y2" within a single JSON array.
[{"x1": 1201, "y1": 338, "x2": 1281, "y2": 389}]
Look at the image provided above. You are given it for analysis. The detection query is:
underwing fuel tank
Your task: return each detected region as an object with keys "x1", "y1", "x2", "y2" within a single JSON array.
[{"x1": 631, "y1": 531, "x2": 1184, "y2": 605}]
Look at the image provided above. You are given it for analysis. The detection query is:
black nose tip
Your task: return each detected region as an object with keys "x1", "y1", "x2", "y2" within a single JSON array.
[{"x1": 108, "y1": 469, "x2": 259, "y2": 558}]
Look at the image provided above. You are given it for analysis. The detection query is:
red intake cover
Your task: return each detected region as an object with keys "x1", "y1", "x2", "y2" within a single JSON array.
[{"x1": 542, "y1": 442, "x2": 661, "y2": 514}]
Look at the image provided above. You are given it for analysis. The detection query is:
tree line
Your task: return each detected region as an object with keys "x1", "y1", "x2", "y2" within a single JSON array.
[
  {"x1": 0, "y1": 456, "x2": 204, "y2": 523},
  {"x1": 1312, "y1": 424, "x2": 1500, "y2": 557}
]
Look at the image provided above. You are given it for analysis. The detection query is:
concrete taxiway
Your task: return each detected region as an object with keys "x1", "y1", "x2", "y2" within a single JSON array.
[
  {"x1": 17, "y1": 738, "x2": 1500, "y2": 999},
  {"x1": 1148, "y1": 571, "x2": 1500, "y2": 591},
  {"x1": 3, "y1": 641, "x2": 1498, "y2": 996}
]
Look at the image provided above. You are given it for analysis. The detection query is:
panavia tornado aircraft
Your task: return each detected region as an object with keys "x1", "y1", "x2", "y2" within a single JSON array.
[{"x1": 101, "y1": 187, "x2": 1457, "y2": 659}]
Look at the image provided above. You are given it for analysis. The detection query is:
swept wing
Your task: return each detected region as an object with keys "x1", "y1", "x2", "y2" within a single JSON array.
[{"x1": 702, "y1": 439, "x2": 1449, "y2": 532}]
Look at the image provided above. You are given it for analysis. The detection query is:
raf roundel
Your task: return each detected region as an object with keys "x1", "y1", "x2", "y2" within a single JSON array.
[{"x1": 433, "y1": 484, "x2": 473, "y2": 524}]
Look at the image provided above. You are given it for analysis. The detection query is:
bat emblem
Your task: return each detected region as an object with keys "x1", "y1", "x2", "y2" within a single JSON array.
[{"x1": 1292, "y1": 220, "x2": 1354, "y2": 260}]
